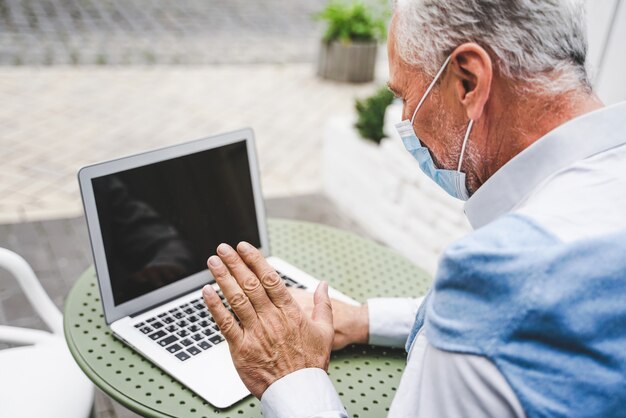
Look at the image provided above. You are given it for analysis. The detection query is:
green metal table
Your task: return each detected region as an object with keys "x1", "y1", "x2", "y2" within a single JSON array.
[{"x1": 65, "y1": 219, "x2": 431, "y2": 418}]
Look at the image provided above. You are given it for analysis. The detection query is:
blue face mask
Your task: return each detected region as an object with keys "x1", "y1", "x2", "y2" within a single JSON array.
[{"x1": 394, "y1": 55, "x2": 474, "y2": 201}]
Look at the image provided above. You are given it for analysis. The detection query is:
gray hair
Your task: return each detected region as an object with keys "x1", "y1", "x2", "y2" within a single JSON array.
[{"x1": 393, "y1": 0, "x2": 591, "y2": 94}]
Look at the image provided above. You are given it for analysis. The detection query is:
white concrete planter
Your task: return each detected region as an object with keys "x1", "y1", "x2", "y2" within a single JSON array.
[
  {"x1": 323, "y1": 104, "x2": 471, "y2": 275},
  {"x1": 317, "y1": 40, "x2": 377, "y2": 83}
]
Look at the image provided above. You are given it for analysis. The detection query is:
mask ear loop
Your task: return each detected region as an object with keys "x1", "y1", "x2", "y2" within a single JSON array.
[
  {"x1": 457, "y1": 119, "x2": 474, "y2": 172},
  {"x1": 410, "y1": 55, "x2": 453, "y2": 124}
]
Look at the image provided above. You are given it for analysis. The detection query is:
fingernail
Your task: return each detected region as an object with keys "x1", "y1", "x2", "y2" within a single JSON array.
[
  {"x1": 202, "y1": 285, "x2": 213, "y2": 298},
  {"x1": 217, "y1": 243, "x2": 231, "y2": 255},
  {"x1": 238, "y1": 241, "x2": 253, "y2": 254},
  {"x1": 208, "y1": 256, "x2": 221, "y2": 267}
]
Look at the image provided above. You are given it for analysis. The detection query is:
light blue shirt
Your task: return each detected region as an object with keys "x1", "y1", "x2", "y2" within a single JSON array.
[{"x1": 262, "y1": 102, "x2": 626, "y2": 418}]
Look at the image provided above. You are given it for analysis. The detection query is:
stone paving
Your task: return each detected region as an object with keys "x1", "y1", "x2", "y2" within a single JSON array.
[
  {"x1": 0, "y1": 0, "x2": 327, "y2": 65},
  {"x1": 0, "y1": 63, "x2": 386, "y2": 224}
]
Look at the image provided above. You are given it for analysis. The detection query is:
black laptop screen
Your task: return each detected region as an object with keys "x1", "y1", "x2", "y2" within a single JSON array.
[{"x1": 91, "y1": 140, "x2": 261, "y2": 306}]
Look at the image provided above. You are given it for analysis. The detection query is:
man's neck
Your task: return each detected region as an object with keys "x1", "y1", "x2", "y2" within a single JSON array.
[{"x1": 475, "y1": 90, "x2": 603, "y2": 191}]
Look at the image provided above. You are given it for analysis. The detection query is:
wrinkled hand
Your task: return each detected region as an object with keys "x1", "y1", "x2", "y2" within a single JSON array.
[
  {"x1": 289, "y1": 288, "x2": 369, "y2": 351},
  {"x1": 202, "y1": 242, "x2": 334, "y2": 399}
]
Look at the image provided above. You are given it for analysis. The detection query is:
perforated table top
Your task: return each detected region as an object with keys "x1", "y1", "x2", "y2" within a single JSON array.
[{"x1": 64, "y1": 219, "x2": 432, "y2": 418}]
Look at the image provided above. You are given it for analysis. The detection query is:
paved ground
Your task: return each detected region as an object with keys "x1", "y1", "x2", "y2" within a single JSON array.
[
  {"x1": 0, "y1": 0, "x2": 327, "y2": 65},
  {"x1": 0, "y1": 64, "x2": 386, "y2": 224},
  {"x1": 0, "y1": 0, "x2": 388, "y2": 224},
  {"x1": 0, "y1": 193, "x2": 369, "y2": 417}
]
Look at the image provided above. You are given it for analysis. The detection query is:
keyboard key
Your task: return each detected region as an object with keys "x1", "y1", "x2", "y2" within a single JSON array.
[
  {"x1": 158, "y1": 335, "x2": 178, "y2": 347},
  {"x1": 167, "y1": 343, "x2": 182, "y2": 353},
  {"x1": 149, "y1": 330, "x2": 166, "y2": 340},
  {"x1": 209, "y1": 334, "x2": 224, "y2": 345},
  {"x1": 297, "y1": 285, "x2": 306, "y2": 289},
  {"x1": 187, "y1": 346, "x2": 201, "y2": 356},
  {"x1": 140, "y1": 294, "x2": 236, "y2": 369}
]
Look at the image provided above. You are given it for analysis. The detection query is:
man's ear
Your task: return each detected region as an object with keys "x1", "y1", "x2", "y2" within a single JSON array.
[{"x1": 449, "y1": 43, "x2": 493, "y2": 121}]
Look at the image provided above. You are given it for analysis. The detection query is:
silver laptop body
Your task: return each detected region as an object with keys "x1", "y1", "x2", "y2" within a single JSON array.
[{"x1": 78, "y1": 128, "x2": 357, "y2": 408}]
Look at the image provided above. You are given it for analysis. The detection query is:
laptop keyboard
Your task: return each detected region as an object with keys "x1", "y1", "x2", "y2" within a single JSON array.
[{"x1": 134, "y1": 270, "x2": 306, "y2": 361}]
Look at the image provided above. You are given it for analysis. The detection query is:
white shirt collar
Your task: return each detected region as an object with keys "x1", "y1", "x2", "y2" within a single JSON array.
[{"x1": 464, "y1": 101, "x2": 626, "y2": 229}]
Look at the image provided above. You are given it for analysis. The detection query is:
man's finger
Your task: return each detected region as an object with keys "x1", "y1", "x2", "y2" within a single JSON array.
[
  {"x1": 312, "y1": 281, "x2": 333, "y2": 326},
  {"x1": 207, "y1": 255, "x2": 257, "y2": 325},
  {"x1": 202, "y1": 285, "x2": 243, "y2": 344},
  {"x1": 216, "y1": 243, "x2": 273, "y2": 312},
  {"x1": 236, "y1": 241, "x2": 297, "y2": 309}
]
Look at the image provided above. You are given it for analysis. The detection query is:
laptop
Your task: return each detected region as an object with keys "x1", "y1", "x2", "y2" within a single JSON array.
[{"x1": 78, "y1": 128, "x2": 359, "y2": 408}]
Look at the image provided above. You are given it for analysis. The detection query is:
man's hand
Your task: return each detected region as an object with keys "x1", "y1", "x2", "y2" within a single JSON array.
[
  {"x1": 289, "y1": 288, "x2": 369, "y2": 351},
  {"x1": 202, "y1": 242, "x2": 334, "y2": 399}
]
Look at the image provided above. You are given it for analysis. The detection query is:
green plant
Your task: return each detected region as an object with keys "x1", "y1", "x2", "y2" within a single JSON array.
[
  {"x1": 96, "y1": 53, "x2": 107, "y2": 65},
  {"x1": 143, "y1": 50, "x2": 157, "y2": 65},
  {"x1": 354, "y1": 86, "x2": 395, "y2": 145},
  {"x1": 69, "y1": 50, "x2": 79, "y2": 65},
  {"x1": 316, "y1": 0, "x2": 388, "y2": 43}
]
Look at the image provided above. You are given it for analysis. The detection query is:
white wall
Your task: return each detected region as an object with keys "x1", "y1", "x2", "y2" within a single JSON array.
[{"x1": 586, "y1": 0, "x2": 626, "y2": 104}]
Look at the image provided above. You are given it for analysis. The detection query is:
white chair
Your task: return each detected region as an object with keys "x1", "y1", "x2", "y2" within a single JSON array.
[{"x1": 0, "y1": 248, "x2": 94, "y2": 418}]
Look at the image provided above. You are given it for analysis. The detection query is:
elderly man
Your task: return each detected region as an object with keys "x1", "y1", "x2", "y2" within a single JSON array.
[{"x1": 202, "y1": 0, "x2": 626, "y2": 417}]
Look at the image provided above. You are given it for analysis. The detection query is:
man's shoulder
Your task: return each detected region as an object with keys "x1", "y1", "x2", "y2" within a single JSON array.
[
  {"x1": 428, "y1": 212, "x2": 626, "y2": 354},
  {"x1": 426, "y1": 213, "x2": 559, "y2": 354}
]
